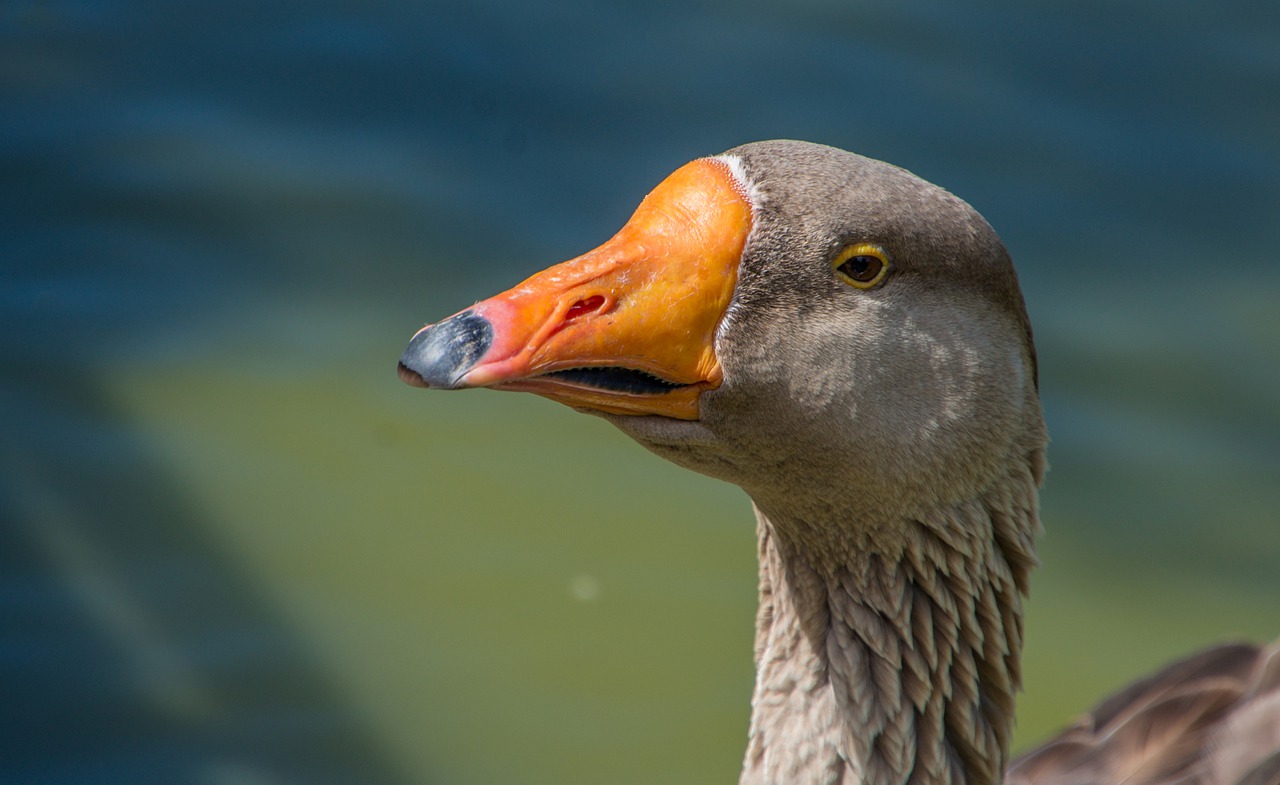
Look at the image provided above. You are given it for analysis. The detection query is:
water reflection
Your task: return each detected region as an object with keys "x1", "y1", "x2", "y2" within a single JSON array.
[{"x1": 0, "y1": 358, "x2": 412, "y2": 784}]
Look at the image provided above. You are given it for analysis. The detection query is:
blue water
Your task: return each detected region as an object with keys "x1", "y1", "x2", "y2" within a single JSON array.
[{"x1": 3, "y1": 2, "x2": 1278, "y2": 783}]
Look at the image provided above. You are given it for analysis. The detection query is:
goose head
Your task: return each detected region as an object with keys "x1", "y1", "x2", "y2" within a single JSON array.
[{"x1": 399, "y1": 140, "x2": 1046, "y2": 532}]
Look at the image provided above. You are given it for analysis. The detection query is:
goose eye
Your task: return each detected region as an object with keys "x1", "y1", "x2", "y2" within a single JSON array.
[{"x1": 833, "y1": 244, "x2": 891, "y2": 289}]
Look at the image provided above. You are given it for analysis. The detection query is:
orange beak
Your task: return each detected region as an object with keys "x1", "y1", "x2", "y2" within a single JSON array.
[{"x1": 397, "y1": 157, "x2": 753, "y2": 420}]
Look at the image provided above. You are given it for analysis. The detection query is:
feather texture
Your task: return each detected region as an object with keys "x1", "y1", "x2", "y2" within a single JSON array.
[{"x1": 1009, "y1": 642, "x2": 1280, "y2": 785}]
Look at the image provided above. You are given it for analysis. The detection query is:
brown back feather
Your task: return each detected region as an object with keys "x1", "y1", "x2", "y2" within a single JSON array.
[{"x1": 1007, "y1": 640, "x2": 1280, "y2": 785}]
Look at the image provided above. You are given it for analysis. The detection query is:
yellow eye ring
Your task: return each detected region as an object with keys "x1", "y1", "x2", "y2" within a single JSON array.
[{"x1": 832, "y1": 243, "x2": 891, "y2": 289}]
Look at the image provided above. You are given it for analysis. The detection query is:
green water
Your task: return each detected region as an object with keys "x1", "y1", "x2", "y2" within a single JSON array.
[{"x1": 3, "y1": 1, "x2": 1279, "y2": 783}]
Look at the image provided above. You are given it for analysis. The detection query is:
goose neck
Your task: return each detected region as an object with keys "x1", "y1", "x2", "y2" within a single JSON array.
[{"x1": 741, "y1": 471, "x2": 1040, "y2": 785}]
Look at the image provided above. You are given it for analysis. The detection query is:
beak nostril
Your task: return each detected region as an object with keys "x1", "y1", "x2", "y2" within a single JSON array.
[{"x1": 564, "y1": 295, "x2": 607, "y2": 322}]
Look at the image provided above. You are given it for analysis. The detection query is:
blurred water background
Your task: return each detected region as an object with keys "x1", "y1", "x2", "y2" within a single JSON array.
[{"x1": 2, "y1": 1, "x2": 1279, "y2": 783}]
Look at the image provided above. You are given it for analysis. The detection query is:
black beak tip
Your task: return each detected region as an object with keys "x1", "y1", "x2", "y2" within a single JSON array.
[
  {"x1": 397, "y1": 361, "x2": 430, "y2": 388},
  {"x1": 397, "y1": 310, "x2": 494, "y2": 390}
]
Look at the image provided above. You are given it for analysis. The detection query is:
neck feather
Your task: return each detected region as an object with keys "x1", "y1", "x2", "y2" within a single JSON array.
[{"x1": 740, "y1": 458, "x2": 1042, "y2": 785}]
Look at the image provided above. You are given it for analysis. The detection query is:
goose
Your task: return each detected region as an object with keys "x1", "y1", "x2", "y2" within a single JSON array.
[{"x1": 396, "y1": 140, "x2": 1280, "y2": 785}]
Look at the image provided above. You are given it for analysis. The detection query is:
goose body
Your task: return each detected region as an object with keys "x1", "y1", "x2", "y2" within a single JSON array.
[{"x1": 398, "y1": 141, "x2": 1280, "y2": 785}]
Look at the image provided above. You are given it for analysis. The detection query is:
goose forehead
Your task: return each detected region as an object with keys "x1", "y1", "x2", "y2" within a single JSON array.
[{"x1": 718, "y1": 142, "x2": 1035, "y2": 381}]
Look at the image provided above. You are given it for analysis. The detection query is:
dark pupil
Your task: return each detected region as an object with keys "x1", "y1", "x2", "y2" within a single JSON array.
[{"x1": 841, "y1": 255, "x2": 880, "y2": 281}]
